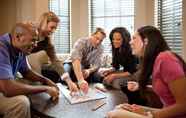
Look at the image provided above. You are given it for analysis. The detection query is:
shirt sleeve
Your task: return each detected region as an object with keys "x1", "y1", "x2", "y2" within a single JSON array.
[
  {"x1": 45, "y1": 38, "x2": 58, "y2": 62},
  {"x1": 70, "y1": 39, "x2": 85, "y2": 61},
  {"x1": 0, "y1": 46, "x2": 14, "y2": 79},
  {"x1": 160, "y1": 57, "x2": 185, "y2": 84}
]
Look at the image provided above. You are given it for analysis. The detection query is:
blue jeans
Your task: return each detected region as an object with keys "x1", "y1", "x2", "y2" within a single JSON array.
[{"x1": 63, "y1": 62, "x2": 102, "y2": 83}]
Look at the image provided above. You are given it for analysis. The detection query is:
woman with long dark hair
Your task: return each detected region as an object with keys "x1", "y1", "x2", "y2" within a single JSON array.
[
  {"x1": 106, "y1": 26, "x2": 186, "y2": 118},
  {"x1": 99, "y1": 27, "x2": 138, "y2": 89}
]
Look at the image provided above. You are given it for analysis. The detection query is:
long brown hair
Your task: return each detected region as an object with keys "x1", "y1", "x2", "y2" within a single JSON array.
[
  {"x1": 138, "y1": 26, "x2": 186, "y2": 92},
  {"x1": 138, "y1": 26, "x2": 169, "y2": 90}
]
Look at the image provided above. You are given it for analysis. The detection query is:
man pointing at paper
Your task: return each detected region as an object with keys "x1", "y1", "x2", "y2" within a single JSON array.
[{"x1": 62, "y1": 27, "x2": 106, "y2": 94}]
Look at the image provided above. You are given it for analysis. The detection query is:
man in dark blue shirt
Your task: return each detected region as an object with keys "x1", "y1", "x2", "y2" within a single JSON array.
[{"x1": 0, "y1": 23, "x2": 59, "y2": 118}]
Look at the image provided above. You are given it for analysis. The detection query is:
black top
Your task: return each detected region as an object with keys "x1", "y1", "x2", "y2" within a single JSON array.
[
  {"x1": 112, "y1": 48, "x2": 138, "y2": 74},
  {"x1": 31, "y1": 37, "x2": 57, "y2": 61},
  {"x1": 30, "y1": 37, "x2": 64, "y2": 75}
]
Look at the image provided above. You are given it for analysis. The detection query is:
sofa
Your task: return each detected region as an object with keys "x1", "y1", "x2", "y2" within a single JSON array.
[{"x1": 27, "y1": 51, "x2": 112, "y2": 74}]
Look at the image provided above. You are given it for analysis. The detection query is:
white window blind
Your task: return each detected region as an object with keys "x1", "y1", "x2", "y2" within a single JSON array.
[
  {"x1": 155, "y1": 0, "x2": 182, "y2": 55},
  {"x1": 49, "y1": 0, "x2": 70, "y2": 53},
  {"x1": 89, "y1": 0, "x2": 135, "y2": 53}
]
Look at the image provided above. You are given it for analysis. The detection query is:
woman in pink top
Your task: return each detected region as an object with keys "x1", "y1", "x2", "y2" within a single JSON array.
[{"x1": 106, "y1": 26, "x2": 186, "y2": 118}]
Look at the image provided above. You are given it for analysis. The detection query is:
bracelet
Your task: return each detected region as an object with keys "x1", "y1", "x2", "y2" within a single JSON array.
[{"x1": 78, "y1": 79, "x2": 86, "y2": 85}]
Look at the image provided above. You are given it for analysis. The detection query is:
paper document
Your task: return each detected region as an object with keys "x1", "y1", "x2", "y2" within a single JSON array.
[{"x1": 57, "y1": 83, "x2": 106, "y2": 104}]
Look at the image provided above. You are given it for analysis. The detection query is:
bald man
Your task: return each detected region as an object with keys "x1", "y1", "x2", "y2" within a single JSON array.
[{"x1": 0, "y1": 23, "x2": 59, "y2": 118}]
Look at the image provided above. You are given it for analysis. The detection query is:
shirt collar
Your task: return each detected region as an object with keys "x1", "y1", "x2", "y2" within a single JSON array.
[{"x1": 4, "y1": 33, "x2": 22, "y2": 59}]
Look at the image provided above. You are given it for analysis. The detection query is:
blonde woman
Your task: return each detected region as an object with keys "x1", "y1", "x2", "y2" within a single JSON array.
[{"x1": 30, "y1": 11, "x2": 64, "y2": 82}]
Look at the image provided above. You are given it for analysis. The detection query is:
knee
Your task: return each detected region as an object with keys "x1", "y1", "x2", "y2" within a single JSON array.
[{"x1": 16, "y1": 95, "x2": 30, "y2": 111}]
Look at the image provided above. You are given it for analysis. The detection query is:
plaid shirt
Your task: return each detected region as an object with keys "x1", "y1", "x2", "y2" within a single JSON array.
[{"x1": 67, "y1": 37, "x2": 103, "y2": 69}]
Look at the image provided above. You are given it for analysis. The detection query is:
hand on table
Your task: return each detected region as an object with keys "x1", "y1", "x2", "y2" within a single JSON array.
[
  {"x1": 115, "y1": 103, "x2": 147, "y2": 116},
  {"x1": 67, "y1": 81, "x2": 79, "y2": 96},
  {"x1": 78, "y1": 79, "x2": 89, "y2": 94},
  {"x1": 106, "y1": 103, "x2": 152, "y2": 118},
  {"x1": 103, "y1": 73, "x2": 116, "y2": 84},
  {"x1": 45, "y1": 79, "x2": 59, "y2": 91},
  {"x1": 46, "y1": 86, "x2": 59, "y2": 102}
]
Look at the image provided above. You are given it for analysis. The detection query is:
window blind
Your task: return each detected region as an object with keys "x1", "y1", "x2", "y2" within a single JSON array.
[
  {"x1": 49, "y1": 0, "x2": 70, "y2": 53},
  {"x1": 155, "y1": 0, "x2": 182, "y2": 55},
  {"x1": 89, "y1": 0, "x2": 135, "y2": 53}
]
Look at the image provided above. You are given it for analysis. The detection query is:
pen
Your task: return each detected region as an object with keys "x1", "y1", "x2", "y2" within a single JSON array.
[{"x1": 92, "y1": 101, "x2": 106, "y2": 111}]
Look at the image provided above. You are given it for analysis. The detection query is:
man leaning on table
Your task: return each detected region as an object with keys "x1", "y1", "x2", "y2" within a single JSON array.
[
  {"x1": 0, "y1": 22, "x2": 59, "y2": 118},
  {"x1": 62, "y1": 27, "x2": 106, "y2": 94}
]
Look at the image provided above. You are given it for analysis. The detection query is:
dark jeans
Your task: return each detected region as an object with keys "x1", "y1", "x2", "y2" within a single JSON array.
[
  {"x1": 121, "y1": 86, "x2": 147, "y2": 105},
  {"x1": 63, "y1": 62, "x2": 102, "y2": 83},
  {"x1": 41, "y1": 64, "x2": 61, "y2": 83},
  {"x1": 121, "y1": 85, "x2": 163, "y2": 108}
]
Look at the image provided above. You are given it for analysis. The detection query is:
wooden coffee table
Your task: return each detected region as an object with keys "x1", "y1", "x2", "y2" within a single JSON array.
[{"x1": 30, "y1": 83, "x2": 127, "y2": 118}]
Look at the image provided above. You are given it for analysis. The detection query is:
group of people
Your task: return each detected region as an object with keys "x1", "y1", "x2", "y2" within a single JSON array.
[{"x1": 0, "y1": 11, "x2": 186, "y2": 118}]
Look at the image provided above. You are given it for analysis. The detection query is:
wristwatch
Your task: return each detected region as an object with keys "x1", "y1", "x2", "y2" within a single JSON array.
[{"x1": 78, "y1": 79, "x2": 86, "y2": 86}]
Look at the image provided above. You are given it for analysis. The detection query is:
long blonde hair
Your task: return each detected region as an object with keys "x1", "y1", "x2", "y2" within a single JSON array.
[{"x1": 39, "y1": 11, "x2": 60, "y2": 30}]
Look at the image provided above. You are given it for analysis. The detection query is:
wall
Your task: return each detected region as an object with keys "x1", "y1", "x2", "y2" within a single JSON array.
[
  {"x1": 0, "y1": 0, "x2": 185, "y2": 58},
  {"x1": 16, "y1": 0, "x2": 35, "y2": 22},
  {"x1": 134, "y1": 0, "x2": 154, "y2": 29},
  {"x1": 0, "y1": 0, "x2": 17, "y2": 34},
  {"x1": 0, "y1": 0, "x2": 48, "y2": 34},
  {"x1": 183, "y1": 0, "x2": 186, "y2": 60},
  {"x1": 16, "y1": 0, "x2": 48, "y2": 22},
  {"x1": 71, "y1": 0, "x2": 80, "y2": 46},
  {"x1": 71, "y1": 0, "x2": 89, "y2": 46},
  {"x1": 0, "y1": 0, "x2": 154, "y2": 39}
]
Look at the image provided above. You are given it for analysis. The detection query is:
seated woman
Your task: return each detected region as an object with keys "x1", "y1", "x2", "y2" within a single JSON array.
[
  {"x1": 106, "y1": 26, "x2": 186, "y2": 118},
  {"x1": 99, "y1": 27, "x2": 138, "y2": 89}
]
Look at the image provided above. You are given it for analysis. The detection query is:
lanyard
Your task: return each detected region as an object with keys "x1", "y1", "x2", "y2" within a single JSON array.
[{"x1": 13, "y1": 53, "x2": 21, "y2": 77}]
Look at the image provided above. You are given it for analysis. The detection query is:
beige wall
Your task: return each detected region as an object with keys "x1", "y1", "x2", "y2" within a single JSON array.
[
  {"x1": 71, "y1": 0, "x2": 80, "y2": 46},
  {"x1": 0, "y1": 0, "x2": 185, "y2": 58},
  {"x1": 0, "y1": 0, "x2": 48, "y2": 34},
  {"x1": 0, "y1": 0, "x2": 154, "y2": 41},
  {"x1": 16, "y1": 0, "x2": 48, "y2": 22},
  {"x1": 0, "y1": 0, "x2": 16, "y2": 34},
  {"x1": 183, "y1": 0, "x2": 186, "y2": 60},
  {"x1": 0, "y1": 0, "x2": 154, "y2": 38},
  {"x1": 71, "y1": 0, "x2": 89, "y2": 46},
  {"x1": 134, "y1": 0, "x2": 154, "y2": 29}
]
